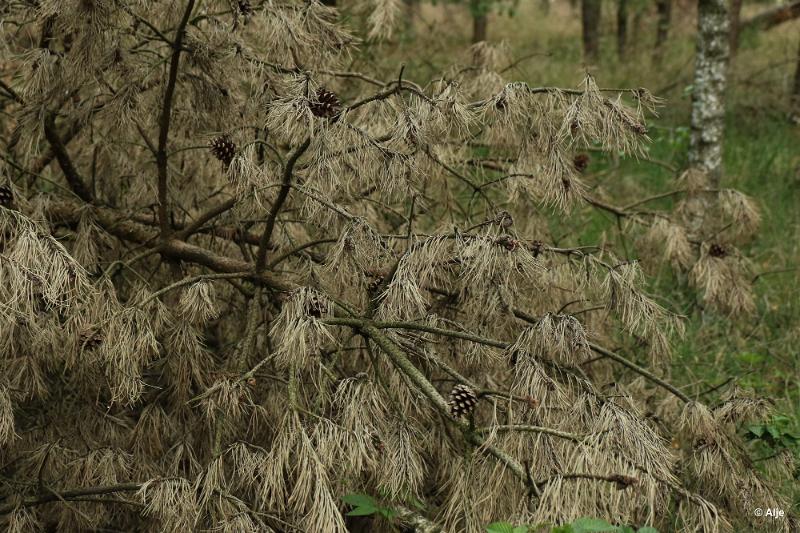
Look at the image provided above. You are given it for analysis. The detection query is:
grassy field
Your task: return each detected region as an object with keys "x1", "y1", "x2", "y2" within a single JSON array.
[{"x1": 371, "y1": 0, "x2": 800, "y2": 507}]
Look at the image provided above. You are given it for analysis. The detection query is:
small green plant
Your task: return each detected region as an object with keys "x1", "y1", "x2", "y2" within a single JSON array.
[
  {"x1": 746, "y1": 415, "x2": 800, "y2": 458},
  {"x1": 341, "y1": 493, "x2": 398, "y2": 519}
]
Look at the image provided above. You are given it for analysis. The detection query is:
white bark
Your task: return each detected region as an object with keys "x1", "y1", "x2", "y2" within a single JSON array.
[{"x1": 689, "y1": 0, "x2": 730, "y2": 185}]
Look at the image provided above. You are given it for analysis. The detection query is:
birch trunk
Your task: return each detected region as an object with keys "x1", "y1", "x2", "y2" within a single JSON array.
[{"x1": 689, "y1": 0, "x2": 730, "y2": 186}]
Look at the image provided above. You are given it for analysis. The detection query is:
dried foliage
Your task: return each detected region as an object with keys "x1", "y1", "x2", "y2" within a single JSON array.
[{"x1": 0, "y1": 2, "x2": 792, "y2": 532}]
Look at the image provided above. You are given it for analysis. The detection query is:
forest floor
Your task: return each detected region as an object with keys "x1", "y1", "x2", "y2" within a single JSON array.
[{"x1": 362, "y1": 0, "x2": 800, "y2": 506}]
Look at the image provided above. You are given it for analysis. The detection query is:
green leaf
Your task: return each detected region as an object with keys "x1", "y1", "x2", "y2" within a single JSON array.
[
  {"x1": 572, "y1": 517, "x2": 618, "y2": 532},
  {"x1": 378, "y1": 507, "x2": 398, "y2": 519},
  {"x1": 486, "y1": 522, "x2": 515, "y2": 533},
  {"x1": 346, "y1": 505, "x2": 379, "y2": 517},
  {"x1": 637, "y1": 527, "x2": 660, "y2": 533},
  {"x1": 342, "y1": 493, "x2": 377, "y2": 508},
  {"x1": 748, "y1": 425, "x2": 765, "y2": 437},
  {"x1": 512, "y1": 526, "x2": 529, "y2": 533}
]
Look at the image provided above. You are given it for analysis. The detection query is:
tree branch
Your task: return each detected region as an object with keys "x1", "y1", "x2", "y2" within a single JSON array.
[
  {"x1": 156, "y1": 0, "x2": 196, "y2": 239},
  {"x1": 43, "y1": 115, "x2": 93, "y2": 203},
  {"x1": 0, "y1": 483, "x2": 142, "y2": 515},
  {"x1": 254, "y1": 137, "x2": 311, "y2": 271}
]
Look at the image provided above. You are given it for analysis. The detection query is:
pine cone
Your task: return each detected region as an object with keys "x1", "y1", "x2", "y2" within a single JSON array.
[
  {"x1": 237, "y1": 0, "x2": 254, "y2": 16},
  {"x1": 573, "y1": 153, "x2": 590, "y2": 173},
  {"x1": 494, "y1": 235, "x2": 519, "y2": 251},
  {"x1": 496, "y1": 210, "x2": 513, "y2": 228},
  {"x1": 210, "y1": 136, "x2": 236, "y2": 166},
  {"x1": 709, "y1": 243, "x2": 727, "y2": 258},
  {"x1": 310, "y1": 88, "x2": 340, "y2": 119},
  {"x1": 529, "y1": 240, "x2": 545, "y2": 257},
  {"x1": 0, "y1": 186, "x2": 13, "y2": 208},
  {"x1": 449, "y1": 384, "x2": 478, "y2": 418}
]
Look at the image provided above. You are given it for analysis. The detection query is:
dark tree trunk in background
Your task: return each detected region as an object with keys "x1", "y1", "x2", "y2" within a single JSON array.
[
  {"x1": 582, "y1": 0, "x2": 602, "y2": 62},
  {"x1": 617, "y1": 0, "x2": 629, "y2": 59},
  {"x1": 472, "y1": 13, "x2": 488, "y2": 42},
  {"x1": 689, "y1": 0, "x2": 730, "y2": 186},
  {"x1": 471, "y1": 0, "x2": 488, "y2": 43},
  {"x1": 654, "y1": 0, "x2": 671, "y2": 61},
  {"x1": 729, "y1": 0, "x2": 744, "y2": 56},
  {"x1": 793, "y1": 37, "x2": 800, "y2": 112}
]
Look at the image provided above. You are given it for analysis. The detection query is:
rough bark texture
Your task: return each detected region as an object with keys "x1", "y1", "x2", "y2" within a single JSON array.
[
  {"x1": 689, "y1": 0, "x2": 730, "y2": 186},
  {"x1": 617, "y1": 0, "x2": 629, "y2": 59},
  {"x1": 582, "y1": 0, "x2": 602, "y2": 62},
  {"x1": 654, "y1": 0, "x2": 671, "y2": 61}
]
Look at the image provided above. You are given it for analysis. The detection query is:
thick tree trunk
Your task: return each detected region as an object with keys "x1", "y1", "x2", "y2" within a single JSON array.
[
  {"x1": 689, "y1": 0, "x2": 730, "y2": 186},
  {"x1": 582, "y1": 0, "x2": 602, "y2": 62},
  {"x1": 617, "y1": 0, "x2": 628, "y2": 59},
  {"x1": 472, "y1": 13, "x2": 488, "y2": 42},
  {"x1": 654, "y1": 0, "x2": 671, "y2": 61},
  {"x1": 729, "y1": 0, "x2": 744, "y2": 56},
  {"x1": 471, "y1": 0, "x2": 488, "y2": 43}
]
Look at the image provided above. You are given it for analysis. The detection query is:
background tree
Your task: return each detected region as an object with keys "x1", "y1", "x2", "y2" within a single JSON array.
[
  {"x1": 617, "y1": 0, "x2": 629, "y2": 59},
  {"x1": 582, "y1": 0, "x2": 602, "y2": 61},
  {"x1": 689, "y1": 0, "x2": 730, "y2": 185},
  {"x1": 0, "y1": 1, "x2": 796, "y2": 532},
  {"x1": 794, "y1": 36, "x2": 800, "y2": 114},
  {"x1": 471, "y1": 0, "x2": 490, "y2": 42},
  {"x1": 654, "y1": 0, "x2": 672, "y2": 61}
]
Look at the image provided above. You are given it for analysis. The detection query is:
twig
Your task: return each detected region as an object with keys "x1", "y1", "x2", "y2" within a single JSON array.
[
  {"x1": 156, "y1": 0, "x2": 196, "y2": 238},
  {"x1": 255, "y1": 137, "x2": 311, "y2": 271}
]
